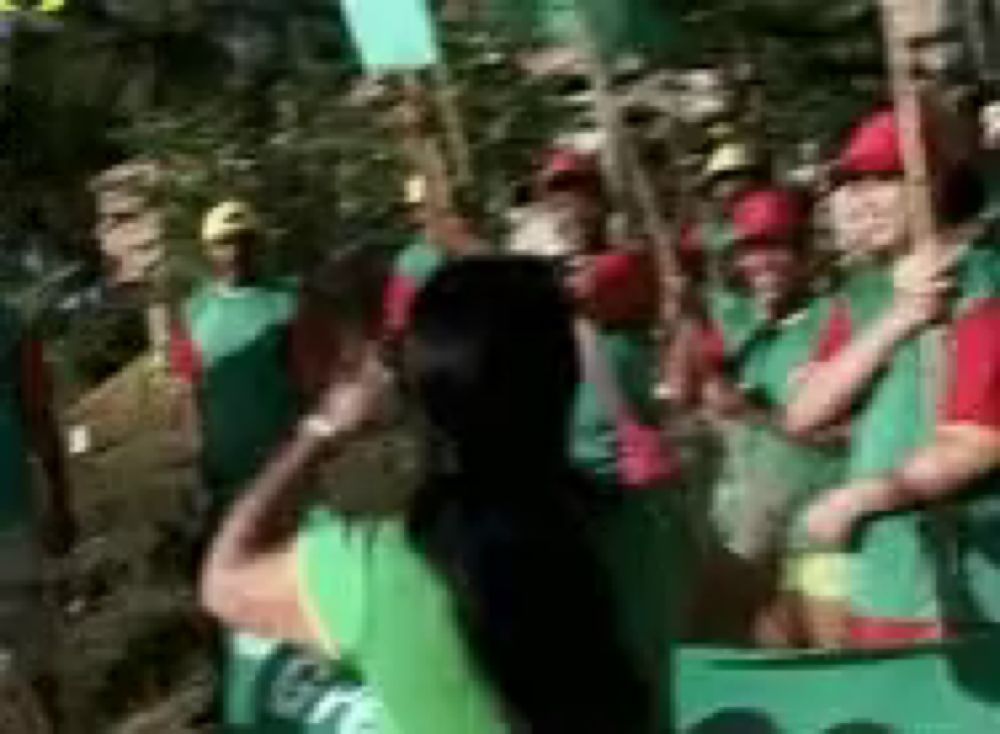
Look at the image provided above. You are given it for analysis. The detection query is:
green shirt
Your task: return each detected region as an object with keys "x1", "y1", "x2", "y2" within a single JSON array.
[
  {"x1": 298, "y1": 500, "x2": 679, "y2": 734},
  {"x1": 842, "y1": 243, "x2": 1000, "y2": 621},
  {"x1": 298, "y1": 511, "x2": 505, "y2": 734},
  {"x1": 182, "y1": 280, "x2": 301, "y2": 504},
  {"x1": 0, "y1": 304, "x2": 33, "y2": 532},
  {"x1": 394, "y1": 237, "x2": 446, "y2": 285},
  {"x1": 713, "y1": 299, "x2": 847, "y2": 554}
]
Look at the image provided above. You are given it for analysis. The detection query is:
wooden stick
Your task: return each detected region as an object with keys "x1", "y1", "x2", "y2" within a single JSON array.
[
  {"x1": 401, "y1": 73, "x2": 455, "y2": 212},
  {"x1": 573, "y1": 8, "x2": 684, "y2": 299},
  {"x1": 431, "y1": 62, "x2": 474, "y2": 189},
  {"x1": 877, "y1": 0, "x2": 941, "y2": 255}
]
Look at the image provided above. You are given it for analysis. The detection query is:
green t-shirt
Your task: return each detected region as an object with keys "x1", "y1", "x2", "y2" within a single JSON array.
[
  {"x1": 298, "y1": 511, "x2": 505, "y2": 734},
  {"x1": 394, "y1": 237, "x2": 446, "y2": 285},
  {"x1": 0, "y1": 304, "x2": 33, "y2": 532},
  {"x1": 183, "y1": 280, "x2": 301, "y2": 504},
  {"x1": 712, "y1": 299, "x2": 847, "y2": 554},
  {"x1": 297, "y1": 501, "x2": 680, "y2": 734},
  {"x1": 841, "y1": 243, "x2": 1000, "y2": 621}
]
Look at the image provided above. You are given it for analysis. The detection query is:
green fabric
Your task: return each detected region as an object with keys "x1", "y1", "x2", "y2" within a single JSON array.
[
  {"x1": 298, "y1": 501, "x2": 681, "y2": 734},
  {"x1": 570, "y1": 327, "x2": 660, "y2": 487},
  {"x1": 705, "y1": 287, "x2": 760, "y2": 362},
  {"x1": 184, "y1": 280, "x2": 301, "y2": 505},
  {"x1": 221, "y1": 631, "x2": 381, "y2": 733},
  {"x1": 339, "y1": 0, "x2": 440, "y2": 71},
  {"x1": 490, "y1": 0, "x2": 680, "y2": 59},
  {"x1": 712, "y1": 299, "x2": 847, "y2": 553},
  {"x1": 394, "y1": 237, "x2": 446, "y2": 286},
  {"x1": 0, "y1": 304, "x2": 33, "y2": 532},
  {"x1": 675, "y1": 634, "x2": 1000, "y2": 732},
  {"x1": 298, "y1": 510, "x2": 505, "y2": 734},
  {"x1": 843, "y1": 244, "x2": 1000, "y2": 621}
]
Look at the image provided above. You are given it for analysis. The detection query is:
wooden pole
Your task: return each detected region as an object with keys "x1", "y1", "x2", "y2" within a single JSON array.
[
  {"x1": 400, "y1": 73, "x2": 456, "y2": 213},
  {"x1": 877, "y1": 0, "x2": 941, "y2": 255},
  {"x1": 573, "y1": 8, "x2": 685, "y2": 301},
  {"x1": 431, "y1": 62, "x2": 474, "y2": 189}
]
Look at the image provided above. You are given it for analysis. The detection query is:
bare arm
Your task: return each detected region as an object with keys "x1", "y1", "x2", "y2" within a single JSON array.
[
  {"x1": 200, "y1": 353, "x2": 387, "y2": 646},
  {"x1": 200, "y1": 425, "x2": 332, "y2": 645},
  {"x1": 784, "y1": 304, "x2": 921, "y2": 436},
  {"x1": 806, "y1": 424, "x2": 1000, "y2": 544}
]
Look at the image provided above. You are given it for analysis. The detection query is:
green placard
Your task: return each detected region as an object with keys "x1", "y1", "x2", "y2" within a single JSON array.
[
  {"x1": 339, "y1": 0, "x2": 440, "y2": 71},
  {"x1": 489, "y1": 0, "x2": 679, "y2": 59}
]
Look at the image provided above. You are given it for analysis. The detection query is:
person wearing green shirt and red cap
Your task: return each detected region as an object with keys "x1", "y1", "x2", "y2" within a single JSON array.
[
  {"x1": 786, "y1": 105, "x2": 1000, "y2": 648},
  {"x1": 516, "y1": 147, "x2": 686, "y2": 661},
  {"x1": 672, "y1": 187, "x2": 849, "y2": 647},
  {"x1": 523, "y1": 147, "x2": 675, "y2": 487}
]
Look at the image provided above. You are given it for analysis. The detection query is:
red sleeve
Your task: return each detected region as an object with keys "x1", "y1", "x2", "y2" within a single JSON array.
[
  {"x1": 812, "y1": 301, "x2": 852, "y2": 362},
  {"x1": 382, "y1": 273, "x2": 420, "y2": 341},
  {"x1": 170, "y1": 321, "x2": 202, "y2": 385},
  {"x1": 20, "y1": 338, "x2": 51, "y2": 416},
  {"x1": 696, "y1": 322, "x2": 727, "y2": 376},
  {"x1": 576, "y1": 250, "x2": 658, "y2": 326},
  {"x1": 943, "y1": 299, "x2": 1000, "y2": 429}
]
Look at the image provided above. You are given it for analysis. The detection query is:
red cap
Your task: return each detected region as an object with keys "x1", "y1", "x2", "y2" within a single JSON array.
[
  {"x1": 537, "y1": 148, "x2": 602, "y2": 189},
  {"x1": 838, "y1": 109, "x2": 904, "y2": 177},
  {"x1": 731, "y1": 188, "x2": 806, "y2": 244}
]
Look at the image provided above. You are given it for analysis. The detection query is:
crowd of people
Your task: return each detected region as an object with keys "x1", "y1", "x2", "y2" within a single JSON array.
[{"x1": 7, "y1": 97, "x2": 1000, "y2": 731}]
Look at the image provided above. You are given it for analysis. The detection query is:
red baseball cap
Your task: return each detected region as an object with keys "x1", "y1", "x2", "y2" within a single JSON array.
[
  {"x1": 537, "y1": 148, "x2": 602, "y2": 190},
  {"x1": 731, "y1": 187, "x2": 807, "y2": 244},
  {"x1": 838, "y1": 109, "x2": 904, "y2": 177}
]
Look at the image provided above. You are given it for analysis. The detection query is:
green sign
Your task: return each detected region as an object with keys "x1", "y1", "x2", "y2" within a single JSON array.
[
  {"x1": 339, "y1": 0, "x2": 440, "y2": 71},
  {"x1": 489, "y1": 0, "x2": 679, "y2": 59}
]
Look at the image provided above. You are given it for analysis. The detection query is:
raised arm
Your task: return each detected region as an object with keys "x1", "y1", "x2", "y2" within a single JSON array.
[
  {"x1": 200, "y1": 353, "x2": 387, "y2": 645},
  {"x1": 785, "y1": 248, "x2": 953, "y2": 435},
  {"x1": 806, "y1": 300, "x2": 1000, "y2": 544}
]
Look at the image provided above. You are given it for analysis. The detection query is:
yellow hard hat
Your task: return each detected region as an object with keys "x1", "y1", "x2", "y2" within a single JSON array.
[
  {"x1": 404, "y1": 175, "x2": 428, "y2": 206},
  {"x1": 201, "y1": 200, "x2": 260, "y2": 244},
  {"x1": 703, "y1": 142, "x2": 761, "y2": 180}
]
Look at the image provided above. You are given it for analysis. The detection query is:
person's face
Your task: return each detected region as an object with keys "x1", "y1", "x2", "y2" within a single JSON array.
[
  {"x1": 834, "y1": 177, "x2": 908, "y2": 257},
  {"x1": 205, "y1": 232, "x2": 256, "y2": 279},
  {"x1": 732, "y1": 239, "x2": 802, "y2": 317},
  {"x1": 542, "y1": 181, "x2": 605, "y2": 252},
  {"x1": 709, "y1": 173, "x2": 755, "y2": 206}
]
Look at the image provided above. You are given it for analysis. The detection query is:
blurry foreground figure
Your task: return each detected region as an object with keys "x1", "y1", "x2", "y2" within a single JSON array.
[
  {"x1": 0, "y1": 300, "x2": 75, "y2": 726},
  {"x1": 201, "y1": 258, "x2": 679, "y2": 734}
]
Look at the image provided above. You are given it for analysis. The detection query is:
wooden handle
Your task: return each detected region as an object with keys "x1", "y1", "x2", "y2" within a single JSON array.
[{"x1": 877, "y1": 0, "x2": 941, "y2": 255}]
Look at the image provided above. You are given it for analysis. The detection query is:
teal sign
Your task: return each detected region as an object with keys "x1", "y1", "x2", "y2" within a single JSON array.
[{"x1": 339, "y1": 0, "x2": 440, "y2": 71}]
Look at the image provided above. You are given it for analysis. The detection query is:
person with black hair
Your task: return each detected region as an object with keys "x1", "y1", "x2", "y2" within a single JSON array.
[{"x1": 200, "y1": 258, "x2": 667, "y2": 733}]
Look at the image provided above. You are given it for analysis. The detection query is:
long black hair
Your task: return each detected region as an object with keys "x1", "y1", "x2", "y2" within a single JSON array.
[{"x1": 405, "y1": 257, "x2": 651, "y2": 733}]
